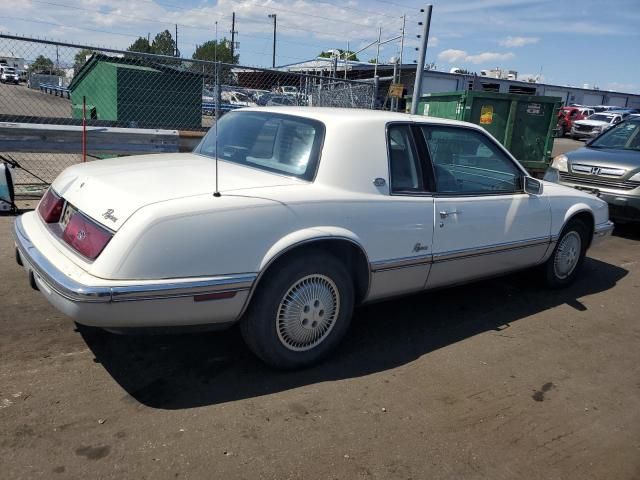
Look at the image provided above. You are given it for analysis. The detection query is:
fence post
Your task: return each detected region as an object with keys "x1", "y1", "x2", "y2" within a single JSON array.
[{"x1": 372, "y1": 76, "x2": 379, "y2": 109}]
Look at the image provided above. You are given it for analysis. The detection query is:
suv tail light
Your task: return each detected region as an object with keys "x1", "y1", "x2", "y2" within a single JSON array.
[
  {"x1": 38, "y1": 189, "x2": 64, "y2": 223},
  {"x1": 62, "y1": 213, "x2": 113, "y2": 260}
]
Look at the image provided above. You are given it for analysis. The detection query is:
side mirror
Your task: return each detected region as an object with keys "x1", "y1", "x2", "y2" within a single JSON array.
[{"x1": 524, "y1": 176, "x2": 544, "y2": 195}]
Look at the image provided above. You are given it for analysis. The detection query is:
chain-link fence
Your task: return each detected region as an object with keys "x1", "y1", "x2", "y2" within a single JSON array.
[{"x1": 0, "y1": 33, "x2": 377, "y2": 197}]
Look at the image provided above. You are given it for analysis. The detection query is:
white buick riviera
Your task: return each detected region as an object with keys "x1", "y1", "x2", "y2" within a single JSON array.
[{"x1": 15, "y1": 107, "x2": 614, "y2": 368}]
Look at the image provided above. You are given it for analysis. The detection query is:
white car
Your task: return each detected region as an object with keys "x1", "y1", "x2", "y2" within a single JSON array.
[
  {"x1": 14, "y1": 108, "x2": 613, "y2": 368},
  {"x1": 571, "y1": 113, "x2": 623, "y2": 139}
]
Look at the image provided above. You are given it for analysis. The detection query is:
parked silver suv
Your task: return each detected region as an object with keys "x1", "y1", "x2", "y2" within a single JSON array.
[{"x1": 545, "y1": 117, "x2": 640, "y2": 222}]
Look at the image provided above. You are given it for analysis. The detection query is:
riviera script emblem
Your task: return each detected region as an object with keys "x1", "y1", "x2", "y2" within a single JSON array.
[
  {"x1": 413, "y1": 243, "x2": 429, "y2": 252},
  {"x1": 102, "y1": 209, "x2": 118, "y2": 223}
]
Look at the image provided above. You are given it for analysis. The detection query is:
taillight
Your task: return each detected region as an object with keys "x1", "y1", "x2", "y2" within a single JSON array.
[
  {"x1": 62, "y1": 213, "x2": 112, "y2": 260},
  {"x1": 38, "y1": 189, "x2": 64, "y2": 223}
]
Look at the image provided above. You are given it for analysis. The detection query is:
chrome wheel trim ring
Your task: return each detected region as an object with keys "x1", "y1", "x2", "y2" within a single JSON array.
[
  {"x1": 276, "y1": 274, "x2": 340, "y2": 352},
  {"x1": 554, "y1": 231, "x2": 582, "y2": 279}
]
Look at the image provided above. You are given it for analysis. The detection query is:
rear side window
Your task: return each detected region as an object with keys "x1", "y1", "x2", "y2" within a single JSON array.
[
  {"x1": 387, "y1": 125, "x2": 425, "y2": 193},
  {"x1": 420, "y1": 126, "x2": 521, "y2": 195},
  {"x1": 196, "y1": 111, "x2": 324, "y2": 181}
]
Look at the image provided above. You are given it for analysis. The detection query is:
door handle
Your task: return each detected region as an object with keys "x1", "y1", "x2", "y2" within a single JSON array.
[{"x1": 439, "y1": 210, "x2": 461, "y2": 219}]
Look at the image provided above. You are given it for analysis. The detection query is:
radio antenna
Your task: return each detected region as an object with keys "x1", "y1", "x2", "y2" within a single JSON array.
[{"x1": 213, "y1": 20, "x2": 221, "y2": 197}]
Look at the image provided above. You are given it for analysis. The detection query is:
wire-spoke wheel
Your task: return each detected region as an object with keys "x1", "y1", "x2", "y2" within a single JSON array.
[
  {"x1": 241, "y1": 251, "x2": 354, "y2": 369},
  {"x1": 544, "y1": 218, "x2": 588, "y2": 288},
  {"x1": 277, "y1": 274, "x2": 340, "y2": 352},
  {"x1": 553, "y1": 231, "x2": 581, "y2": 279}
]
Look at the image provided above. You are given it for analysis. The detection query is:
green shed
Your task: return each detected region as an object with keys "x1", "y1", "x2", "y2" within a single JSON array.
[{"x1": 69, "y1": 54, "x2": 202, "y2": 129}]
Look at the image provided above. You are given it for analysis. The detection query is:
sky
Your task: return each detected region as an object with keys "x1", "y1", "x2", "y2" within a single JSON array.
[{"x1": 1, "y1": 0, "x2": 639, "y2": 93}]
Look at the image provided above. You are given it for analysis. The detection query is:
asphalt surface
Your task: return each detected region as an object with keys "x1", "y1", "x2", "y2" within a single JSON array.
[
  {"x1": 1, "y1": 211, "x2": 639, "y2": 479},
  {"x1": 0, "y1": 81, "x2": 71, "y2": 118}
]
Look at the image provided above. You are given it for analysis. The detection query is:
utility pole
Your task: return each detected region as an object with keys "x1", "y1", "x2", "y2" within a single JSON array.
[
  {"x1": 411, "y1": 5, "x2": 433, "y2": 114},
  {"x1": 374, "y1": 26, "x2": 382, "y2": 78},
  {"x1": 344, "y1": 41, "x2": 349, "y2": 80},
  {"x1": 268, "y1": 14, "x2": 277, "y2": 68},
  {"x1": 147, "y1": 32, "x2": 150, "y2": 52},
  {"x1": 398, "y1": 15, "x2": 406, "y2": 86},
  {"x1": 175, "y1": 23, "x2": 179, "y2": 57},
  {"x1": 230, "y1": 12, "x2": 237, "y2": 61}
]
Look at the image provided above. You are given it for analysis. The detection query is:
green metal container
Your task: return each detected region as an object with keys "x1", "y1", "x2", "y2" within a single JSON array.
[
  {"x1": 69, "y1": 54, "x2": 202, "y2": 130},
  {"x1": 412, "y1": 91, "x2": 562, "y2": 174}
]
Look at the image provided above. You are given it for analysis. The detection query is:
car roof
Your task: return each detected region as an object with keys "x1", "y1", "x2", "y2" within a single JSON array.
[{"x1": 239, "y1": 106, "x2": 481, "y2": 129}]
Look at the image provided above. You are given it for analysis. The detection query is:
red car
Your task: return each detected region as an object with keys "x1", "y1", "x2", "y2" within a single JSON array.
[{"x1": 556, "y1": 107, "x2": 595, "y2": 137}]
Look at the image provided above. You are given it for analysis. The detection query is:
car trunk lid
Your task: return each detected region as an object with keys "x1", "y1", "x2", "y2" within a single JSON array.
[{"x1": 52, "y1": 153, "x2": 302, "y2": 231}]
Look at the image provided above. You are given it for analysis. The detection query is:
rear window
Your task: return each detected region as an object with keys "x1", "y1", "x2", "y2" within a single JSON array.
[{"x1": 195, "y1": 111, "x2": 325, "y2": 181}]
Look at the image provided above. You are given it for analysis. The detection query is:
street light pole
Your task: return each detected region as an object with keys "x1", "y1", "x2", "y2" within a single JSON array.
[{"x1": 268, "y1": 14, "x2": 277, "y2": 68}]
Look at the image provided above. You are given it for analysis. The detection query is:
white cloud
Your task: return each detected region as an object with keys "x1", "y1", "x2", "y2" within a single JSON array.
[
  {"x1": 437, "y1": 49, "x2": 467, "y2": 64},
  {"x1": 437, "y1": 49, "x2": 514, "y2": 65},
  {"x1": 499, "y1": 36, "x2": 539, "y2": 47}
]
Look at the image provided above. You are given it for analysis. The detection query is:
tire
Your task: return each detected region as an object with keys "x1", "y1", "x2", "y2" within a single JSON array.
[
  {"x1": 543, "y1": 219, "x2": 589, "y2": 288},
  {"x1": 240, "y1": 251, "x2": 354, "y2": 369}
]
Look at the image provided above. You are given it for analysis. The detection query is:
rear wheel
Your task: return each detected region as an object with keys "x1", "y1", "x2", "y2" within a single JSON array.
[
  {"x1": 241, "y1": 252, "x2": 354, "y2": 369},
  {"x1": 543, "y1": 219, "x2": 589, "y2": 288}
]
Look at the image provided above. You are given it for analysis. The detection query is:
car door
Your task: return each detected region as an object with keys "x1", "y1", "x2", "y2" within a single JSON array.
[
  {"x1": 417, "y1": 125, "x2": 551, "y2": 289},
  {"x1": 366, "y1": 123, "x2": 435, "y2": 301}
]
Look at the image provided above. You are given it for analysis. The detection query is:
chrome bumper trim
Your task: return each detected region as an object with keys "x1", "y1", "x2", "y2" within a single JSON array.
[
  {"x1": 13, "y1": 216, "x2": 256, "y2": 304},
  {"x1": 592, "y1": 220, "x2": 614, "y2": 244}
]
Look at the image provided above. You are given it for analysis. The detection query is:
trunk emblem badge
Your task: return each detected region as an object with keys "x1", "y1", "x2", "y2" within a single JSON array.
[{"x1": 102, "y1": 209, "x2": 118, "y2": 223}]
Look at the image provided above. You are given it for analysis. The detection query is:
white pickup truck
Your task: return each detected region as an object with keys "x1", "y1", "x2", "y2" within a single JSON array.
[{"x1": 0, "y1": 65, "x2": 20, "y2": 84}]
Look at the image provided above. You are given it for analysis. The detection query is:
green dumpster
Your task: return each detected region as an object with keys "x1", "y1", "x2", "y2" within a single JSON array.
[{"x1": 410, "y1": 91, "x2": 562, "y2": 175}]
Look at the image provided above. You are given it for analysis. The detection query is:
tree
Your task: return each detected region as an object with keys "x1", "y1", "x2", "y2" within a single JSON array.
[
  {"x1": 151, "y1": 30, "x2": 176, "y2": 56},
  {"x1": 454, "y1": 67, "x2": 474, "y2": 75},
  {"x1": 319, "y1": 49, "x2": 359, "y2": 62},
  {"x1": 127, "y1": 37, "x2": 151, "y2": 53},
  {"x1": 29, "y1": 55, "x2": 64, "y2": 75},
  {"x1": 192, "y1": 39, "x2": 238, "y2": 64},
  {"x1": 73, "y1": 49, "x2": 94, "y2": 73}
]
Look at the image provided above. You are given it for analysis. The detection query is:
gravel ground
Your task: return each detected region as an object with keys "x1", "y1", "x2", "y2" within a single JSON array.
[{"x1": 1, "y1": 212, "x2": 639, "y2": 479}]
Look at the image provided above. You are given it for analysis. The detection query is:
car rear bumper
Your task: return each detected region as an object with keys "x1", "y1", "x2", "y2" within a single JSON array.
[{"x1": 14, "y1": 215, "x2": 256, "y2": 328}]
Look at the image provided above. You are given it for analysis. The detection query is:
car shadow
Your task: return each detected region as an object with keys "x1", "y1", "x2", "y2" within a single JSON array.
[{"x1": 79, "y1": 257, "x2": 627, "y2": 410}]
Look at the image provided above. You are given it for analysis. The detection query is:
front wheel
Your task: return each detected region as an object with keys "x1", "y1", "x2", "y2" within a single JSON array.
[
  {"x1": 240, "y1": 252, "x2": 354, "y2": 369},
  {"x1": 543, "y1": 219, "x2": 589, "y2": 288}
]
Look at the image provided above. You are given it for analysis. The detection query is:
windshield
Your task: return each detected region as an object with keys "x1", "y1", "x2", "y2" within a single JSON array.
[
  {"x1": 590, "y1": 120, "x2": 640, "y2": 150},
  {"x1": 195, "y1": 111, "x2": 325, "y2": 180},
  {"x1": 589, "y1": 113, "x2": 613, "y2": 123},
  {"x1": 588, "y1": 114, "x2": 613, "y2": 122}
]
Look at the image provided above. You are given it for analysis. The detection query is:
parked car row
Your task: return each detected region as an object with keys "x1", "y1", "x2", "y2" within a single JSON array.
[
  {"x1": 202, "y1": 85, "x2": 308, "y2": 115},
  {"x1": 556, "y1": 105, "x2": 640, "y2": 139}
]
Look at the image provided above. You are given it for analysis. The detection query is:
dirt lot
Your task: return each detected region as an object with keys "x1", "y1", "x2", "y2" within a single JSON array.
[{"x1": 1, "y1": 212, "x2": 639, "y2": 479}]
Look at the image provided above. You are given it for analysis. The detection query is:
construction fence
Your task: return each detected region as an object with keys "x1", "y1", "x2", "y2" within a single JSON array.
[{"x1": 0, "y1": 34, "x2": 377, "y2": 197}]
